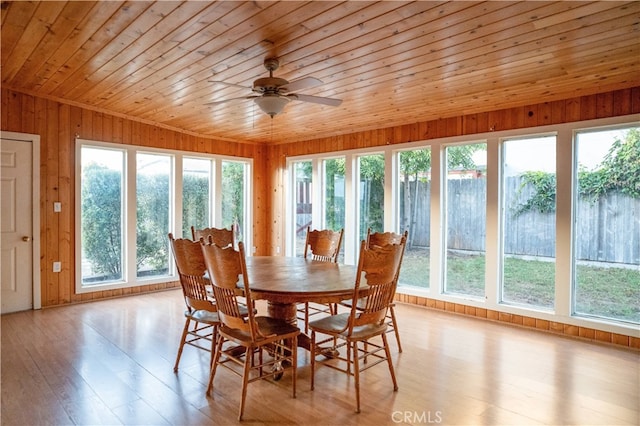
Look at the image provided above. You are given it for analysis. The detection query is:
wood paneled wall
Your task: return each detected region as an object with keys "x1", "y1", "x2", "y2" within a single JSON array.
[
  {"x1": 265, "y1": 87, "x2": 640, "y2": 255},
  {"x1": 1, "y1": 88, "x2": 265, "y2": 307},
  {"x1": 1, "y1": 86, "x2": 639, "y2": 308}
]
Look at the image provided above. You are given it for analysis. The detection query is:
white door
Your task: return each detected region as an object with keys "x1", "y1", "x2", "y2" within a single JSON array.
[{"x1": 1, "y1": 137, "x2": 35, "y2": 313}]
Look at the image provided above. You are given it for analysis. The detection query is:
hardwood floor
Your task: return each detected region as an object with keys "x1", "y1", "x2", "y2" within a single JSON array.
[{"x1": 2, "y1": 289, "x2": 638, "y2": 425}]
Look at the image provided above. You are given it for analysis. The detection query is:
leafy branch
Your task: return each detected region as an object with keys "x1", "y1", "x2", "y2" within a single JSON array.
[{"x1": 513, "y1": 128, "x2": 639, "y2": 216}]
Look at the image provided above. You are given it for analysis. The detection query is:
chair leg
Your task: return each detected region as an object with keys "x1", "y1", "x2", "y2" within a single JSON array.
[
  {"x1": 207, "y1": 333, "x2": 225, "y2": 396},
  {"x1": 209, "y1": 326, "x2": 218, "y2": 369},
  {"x1": 352, "y1": 340, "x2": 360, "y2": 413},
  {"x1": 310, "y1": 330, "x2": 316, "y2": 390},
  {"x1": 238, "y1": 347, "x2": 252, "y2": 421},
  {"x1": 346, "y1": 340, "x2": 352, "y2": 375},
  {"x1": 173, "y1": 318, "x2": 190, "y2": 372},
  {"x1": 381, "y1": 333, "x2": 398, "y2": 391},
  {"x1": 389, "y1": 305, "x2": 402, "y2": 352},
  {"x1": 291, "y1": 335, "x2": 298, "y2": 398}
]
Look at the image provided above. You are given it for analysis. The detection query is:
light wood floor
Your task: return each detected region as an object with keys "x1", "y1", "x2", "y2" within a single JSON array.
[{"x1": 2, "y1": 289, "x2": 638, "y2": 425}]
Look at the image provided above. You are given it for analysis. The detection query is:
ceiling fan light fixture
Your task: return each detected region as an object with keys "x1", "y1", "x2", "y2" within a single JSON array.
[{"x1": 254, "y1": 94, "x2": 290, "y2": 117}]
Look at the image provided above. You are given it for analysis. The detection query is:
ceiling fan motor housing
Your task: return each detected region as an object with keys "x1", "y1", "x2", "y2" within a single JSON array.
[
  {"x1": 253, "y1": 76, "x2": 289, "y2": 93},
  {"x1": 253, "y1": 58, "x2": 290, "y2": 93}
]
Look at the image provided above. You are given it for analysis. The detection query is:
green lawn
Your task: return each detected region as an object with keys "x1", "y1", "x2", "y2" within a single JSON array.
[{"x1": 398, "y1": 248, "x2": 640, "y2": 323}]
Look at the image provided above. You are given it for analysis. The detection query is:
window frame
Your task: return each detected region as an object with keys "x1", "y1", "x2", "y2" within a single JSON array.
[
  {"x1": 284, "y1": 114, "x2": 640, "y2": 337},
  {"x1": 441, "y1": 140, "x2": 488, "y2": 300},
  {"x1": 498, "y1": 133, "x2": 558, "y2": 312},
  {"x1": 75, "y1": 138, "x2": 252, "y2": 293},
  {"x1": 571, "y1": 123, "x2": 640, "y2": 324}
]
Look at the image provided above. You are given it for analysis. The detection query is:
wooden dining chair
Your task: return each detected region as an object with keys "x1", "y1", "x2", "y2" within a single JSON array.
[
  {"x1": 191, "y1": 225, "x2": 234, "y2": 247},
  {"x1": 299, "y1": 226, "x2": 344, "y2": 333},
  {"x1": 341, "y1": 228, "x2": 408, "y2": 352},
  {"x1": 309, "y1": 235, "x2": 407, "y2": 413},
  {"x1": 201, "y1": 240, "x2": 300, "y2": 422},
  {"x1": 168, "y1": 233, "x2": 219, "y2": 373}
]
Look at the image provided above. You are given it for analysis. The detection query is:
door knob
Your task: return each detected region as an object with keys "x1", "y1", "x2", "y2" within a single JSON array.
[{"x1": 22, "y1": 236, "x2": 31, "y2": 242}]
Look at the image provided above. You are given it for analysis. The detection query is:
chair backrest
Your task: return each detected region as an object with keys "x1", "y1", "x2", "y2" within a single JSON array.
[
  {"x1": 366, "y1": 228, "x2": 408, "y2": 248},
  {"x1": 168, "y1": 233, "x2": 216, "y2": 312},
  {"x1": 348, "y1": 236, "x2": 407, "y2": 333},
  {"x1": 366, "y1": 228, "x2": 408, "y2": 282},
  {"x1": 201, "y1": 241, "x2": 260, "y2": 340},
  {"x1": 191, "y1": 225, "x2": 234, "y2": 248},
  {"x1": 303, "y1": 227, "x2": 344, "y2": 263}
]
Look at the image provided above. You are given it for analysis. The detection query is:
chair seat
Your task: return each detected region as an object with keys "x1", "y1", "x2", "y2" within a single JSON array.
[
  {"x1": 342, "y1": 298, "x2": 396, "y2": 309},
  {"x1": 187, "y1": 309, "x2": 220, "y2": 324},
  {"x1": 309, "y1": 313, "x2": 387, "y2": 341},
  {"x1": 340, "y1": 294, "x2": 402, "y2": 352},
  {"x1": 220, "y1": 316, "x2": 300, "y2": 346},
  {"x1": 188, "y1": 304, "x2": 252, "y2": 321}
]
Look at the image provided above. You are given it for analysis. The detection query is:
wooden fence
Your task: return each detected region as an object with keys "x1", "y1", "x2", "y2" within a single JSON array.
[{"x1": 401, "y1": 177, "x2": 639, "y2": 265}]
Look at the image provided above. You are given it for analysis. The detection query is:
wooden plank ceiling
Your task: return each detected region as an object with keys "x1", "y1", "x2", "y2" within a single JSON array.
[{"x1": 2, "y1": 1, "x2": 639, "y2": 145}]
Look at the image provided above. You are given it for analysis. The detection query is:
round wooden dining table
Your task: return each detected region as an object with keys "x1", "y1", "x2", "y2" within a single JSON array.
[{"x1": 244, "y1": 256, "x2": 358, "y2": 349}]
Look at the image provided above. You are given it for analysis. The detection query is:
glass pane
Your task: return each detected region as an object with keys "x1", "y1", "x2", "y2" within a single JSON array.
[
  {"x1": 136, "y1": 153, "x2": 171, "y2": 278},
  {"x1": 182, "y1": 158, "x2": 211, "y2": 238},
  {"x1": 81, "y1": 147, "x2": 124, "y2": 285},
  {"x1": 323, "y1": 158, "x2": 345, "y2": 231},
  {"x1": 358, "y1": 154, "x2": 385, "y2": 242},
  {"x1": 294, "y1": 161, "x2": 312, "y2": 257},
  {"x1": 502, "y1": 136, "x2": 556, "y2": 309},
  {"x1": 574, "y1": 127, "x2": 640, "y2": 324},
  {"x1": 398, "y1": 149, "x2": 431, "y2": 288},
  {"x1": 222, "y1": 160, "x2": 246, "y2": 243},
  {"x1": 444, "y1": 143, "x2": 487, "y2": 298},
  {"x1": 323, "y1": 158, "x2": 345, "y2": 260}
]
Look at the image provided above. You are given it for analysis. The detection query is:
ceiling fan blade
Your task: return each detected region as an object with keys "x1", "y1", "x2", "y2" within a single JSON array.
[
  {"x1": 279, "y1": 77, "x2": 322, "y2": 92},
  {"x1": 208, "y1": 80, "x2": 250, "y2": 90},
  {"x1": 289, "y1": 93, "x2": 342, "y2": 107},
  {"x1": 204, "y1": 95, "x2": 258, "y2": 106}
]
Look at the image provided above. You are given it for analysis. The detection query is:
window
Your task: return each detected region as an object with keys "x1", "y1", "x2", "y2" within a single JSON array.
[
  {"x1": 222, "y1": 160, "x2": 249, "y2": 244},
  {"x1": 323, "y1": 157, "x2": 345, "y2": 260},
  {"x1": 322, "y1": 157, "x2": 345, "y2": 232},
  {"x1": 284, "y1": 117, "x2": 638, "y2": 334},
  {"x1": 574, "y1": 127, "x2": 640, "y2": 324},
  {"x1": 182, "y1": 157, "x2": 211, "y2": 238},
  {"x1": 443, "y1": 143, "x2": 487, "y2": 298},
  {"x1": 293, "y1": 160, "x2": 312, "y2": 257},
  {"x1": 80, "y1": 147, "x2": 124, "y2": 285},
  {"x1": 501, "y1": 136, "x2": 556, "y2": 309},
  {"x1": 77, "y1": 140, "x2": 252, "y2": 292},
  {"x1": 357, "y1": 154, "x2": 385, "y2": 242},
  {"x1": 397, "y1": 148, "x2": 431, "y2": 289},
  {"x1": 136, "y1": 153, "x2": 171, "y2": 279}
]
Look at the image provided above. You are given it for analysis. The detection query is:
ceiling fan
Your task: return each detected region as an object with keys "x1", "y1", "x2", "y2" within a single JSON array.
[{"x1": 206, "y1": 58, "x2": 342, "y2": 117}]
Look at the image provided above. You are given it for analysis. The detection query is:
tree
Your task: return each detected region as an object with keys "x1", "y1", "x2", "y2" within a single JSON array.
[
  {"x1": 514, "y1": 128, "x2": 640, "y2": 215},
  {"x1": 359, "y1": 154, "x2": 385, "y2": 240},
  {"x1": 324, "y1": 158, "x2": 345, "y2": 231},
  {"x1": 516, "y1": 128, "x2": 640, "y2": 215},
  {"x1": 182, "y1": 173, "x2": 209, "y2": 237},
  {"x1": 81, "y1": 163, "x2": 122, "y2": 280},
  {"x1": 579, "y1": 128, "x2": 640, "y2": 199},
  {"x1": 136, "y1": 173, "x2": 169, "y2": 274},
  {"x1": 222, "y1": 161, "x2": 245, "y2": 241}
]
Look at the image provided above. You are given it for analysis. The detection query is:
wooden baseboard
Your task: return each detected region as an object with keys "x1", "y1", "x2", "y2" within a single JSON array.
[{"x1": 395, "y1": 293, "x2": 640, "y2": 351}]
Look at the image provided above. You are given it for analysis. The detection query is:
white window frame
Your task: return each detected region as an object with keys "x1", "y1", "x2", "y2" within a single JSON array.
[
  {"x1": 75, "y1": 138, "x2": 252, "y2": 293},
  {"x1": 283, "y1": 114, "x2": 640, "y2": 338}
]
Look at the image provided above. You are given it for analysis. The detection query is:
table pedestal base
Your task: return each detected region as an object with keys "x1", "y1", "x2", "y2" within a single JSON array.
[{"x1": 267, "y1": 301, "x2": 312, "y2": 350}]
